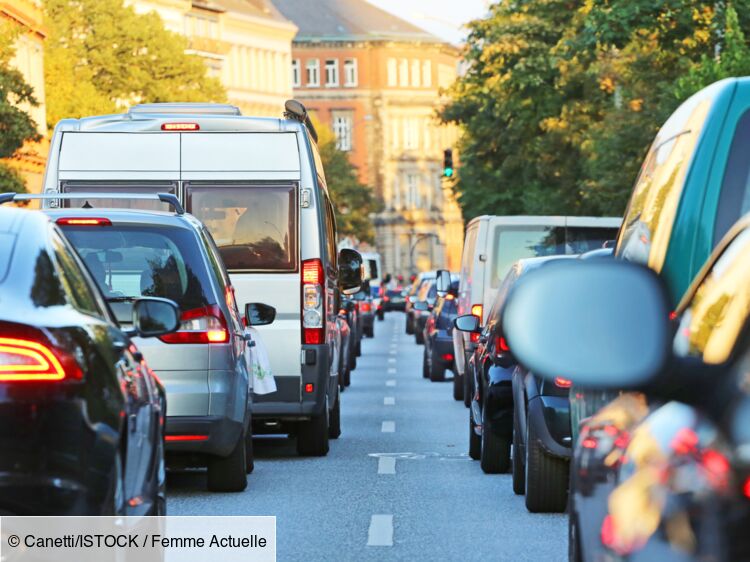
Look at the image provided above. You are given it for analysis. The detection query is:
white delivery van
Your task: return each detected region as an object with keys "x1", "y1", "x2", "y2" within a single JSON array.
[
  {"x1": 41, "y1": 101, "x2": 362, "y2": 456},
  {"x1": 359, "y1": 251, "x2": 384, "y2": 319},
  {"x1": 451, "y1": 215, "x2": 621, "y2": 404}
]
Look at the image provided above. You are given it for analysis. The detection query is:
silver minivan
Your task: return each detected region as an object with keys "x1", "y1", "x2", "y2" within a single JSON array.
[{"x1": 41, "y1": 101, "x2": 362, "y2": 457}]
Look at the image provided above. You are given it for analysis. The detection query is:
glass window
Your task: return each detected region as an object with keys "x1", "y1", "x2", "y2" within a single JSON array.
[
  {"x1": 674, "y1": 228, "x2": 750, "y2": 364},
  {"x1": 411, "y1": 59, "x2": 421, "y2": 87},
  {"x1": 344, "y1": 59, "x2": 357, "y2": 87},
  {"x1": 51, "y1": 231, "x2": 105, "y2": 317},
  {"x1": 405, "y1": 173, "x2": 419, "y2": 208},
  {"x1": 399, "y1": 59, "x2": 409, "y2": 87},
  {"x1": 325, "y1": 59, "x2": 339, "y2": 87},
  {"x1": 460, "y1": 225, "x2": 478, "y2": 284},
  {"x1": 306, "y1": 59, "x2": 319, "y2": 87},
  {"x1": 387, "y1": 58, "x2": 397, "y2": 87},
  {"x1": 186, "y1": 184, "x2": 298, "y2": 272},
  {"x1": 714, "y1": 110, "x2": 750, "y2": 243},
  {"x1": 332, "y1": 112, "x2": 353, "y2": 151},
  {"x1": 61, "y1": 182, "x2": 177, "y2": 212},
  {"x1": 421, "y1": 60, "x2": 432, "y2": 87},
  {"x1": 403, "y1": 118, "x2": 418, "y2": 150},
  {"x1": 291, "y1": 59, "x2": 301, "y2": 88}
]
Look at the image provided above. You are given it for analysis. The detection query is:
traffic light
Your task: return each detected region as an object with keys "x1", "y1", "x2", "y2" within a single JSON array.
[{"x1": 443, "y1": 148, "x2": 454, "y2": 178}]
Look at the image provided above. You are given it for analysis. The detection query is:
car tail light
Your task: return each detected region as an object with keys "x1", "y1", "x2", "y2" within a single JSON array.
[
  {"x1": 471, "y1": 304, "x2": 483, "y2": 319},
  {"x1": 56, "y1": 217, "x2": 112, "y2": 226},
  {"x1": 495, "y1": 336, "x2": 509, "y2": 356},
  {"x1": 305, "y1": 383, "x2": 314, "y2": 393},
  {"x1": 161, "y1": 123, "x2": 200, "y2": 131},
  {"x1": 384, "y1": 296, "x2": 390, "y2": 302},
  {"x1": 302, "y1": 259, "x2": 324, "y2": 345},
  {"x1": 159, "y1": 305, "x2": 229, "y2": 344},
  {"x1": 165, "y1": 435, "x2": 208, "y2": 442},
  {"x1": 441, "y1": 353, "x2": 454, "y2": 361},
  {"x1": 0, "y1": 333, "x2": 83, "y2": 382},
  {"x1": 445, "y1": 293, "x2": 455, "y2": 300},
  {"x1": 582, "y1": 437, "x2": 597, "y2": 449},
  {"x1": 554, "y1": 377, "x2": 572, "y2": 388},
  {"x1": 743, "y1": 476, "x2": 750, "y2": 499},
  {"x1": 360, "y1": 302, "x2": 372, "y2": 313},
  {"x1": 470, "y1": 332, "x2": 480, "y2": 343}
]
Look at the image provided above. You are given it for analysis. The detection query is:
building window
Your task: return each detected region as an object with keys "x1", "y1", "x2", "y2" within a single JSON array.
[
  {"x1": 406, "y1": 173, "x2": 420, "y2": 209},
  {"x1": 291, "y1": 59, "x2": 301, "y2": 87},
  {"x1": 411, "y1": 59, "x2": 421, "y2": 87},
  {"x1": 184, "y1": 13, "x2": 218, "y2": 38},
  {"x1": 387, "y1": 58, "x2": 397, "y2": 86},
  {"x1": 332, "y1": 111, "x2": 353, "y2": 151},
  {"x1": 422, "y1": 60, "x2": 432, "y2": 87},
  {"x1": 399, "y1": 58, "x2": 409, "y2": 87},
  {"x1": 306, "y1": 59, "x2": 320, "y2": 87},
  {"x1": 344, "y1": 58, "x2": 358, "y2": 87},
  {"x1": 403, "y1": 118, "x2": 419, "y2": 150},
  {"x1": 325, "y1": 59, "x2": 339, "y2": 87}
]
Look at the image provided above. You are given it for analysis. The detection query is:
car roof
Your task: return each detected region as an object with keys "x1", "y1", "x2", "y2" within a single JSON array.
[
  {"x1": 517, "y1": 254, "x2": 577, "y2": 273},
  {"x1": 44, "y1": 208, "x2": 204, "y2": 230}
]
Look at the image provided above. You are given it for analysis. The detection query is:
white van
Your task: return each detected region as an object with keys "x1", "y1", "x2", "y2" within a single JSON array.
[
  {"x1": 451, "y1": 216, "x2": 621, "y2": 404},
  {"x1": 359, "y1": 251, "x2": 384, "y2": 319},
  {"x1": 41, "y1": 101, "x2": 362, "y2": 456}
]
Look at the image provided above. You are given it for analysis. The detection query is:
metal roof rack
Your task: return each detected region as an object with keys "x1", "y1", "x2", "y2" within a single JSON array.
[
  {"x1": 284, "y1": 99, "x2": 318, "y2": 143},
  {"x1": 0, "y1": 192, "x2": 185, "y2": 215},
  {"x1": 128, "y1": 103, "x2": 242, "y2": 116}
]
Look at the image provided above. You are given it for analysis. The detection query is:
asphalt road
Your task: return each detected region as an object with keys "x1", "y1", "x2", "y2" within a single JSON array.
[{"x1": 168, "y1": 312, "x2": 567, "y2": 561}]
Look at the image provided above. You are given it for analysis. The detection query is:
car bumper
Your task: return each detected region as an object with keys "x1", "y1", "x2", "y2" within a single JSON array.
[
  {"x1": 166, "y1": 415, "x2": 244, "y2": 457},
  {"x1": 360, "y1": 314, "x2": 374, "y2": 330},
  {"x1": 431, "y1": 335, "x2": 454, "y2": 366}
]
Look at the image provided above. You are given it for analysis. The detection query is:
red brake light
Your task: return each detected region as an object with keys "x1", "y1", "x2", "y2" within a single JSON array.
[
  {"x1": 360, "y1": 302, "x2": 372, "y2": 313},
  {"x1": 441, "y1": 353, "x2": 454, "y2": 362},
  {"x1": 302, "y1": 258, "x2": 325, "y2": 345},
  {"x1": 471, "y1": 304, "x2": 483, "y2": 318},
  {"x1": 669, "y1": 311, "x2": 677, "y2": 321},
  {"x1": 554, "y1": 377, "x2": 572, "y2": 388},
  {"x1": 743, "y1": 476, "x2": 750, "y2": 499},
  {"x1": 303, "y1": 259, "x2": 323, "y2": 285},
  {"x1": 0, "y1": 334, "x2": 82, "y2": 382},
  {"x1": 56, "y1": 217, "x2": 111, "y2": 226},
  {"x1": 304, "y1": 383, "x2": 314, "y2": 393},
  {"x1": 159, "y1": 305, "x2": 228, "y2": 344},
  {"x1": 582, "y1": 437, "x2": 597, "y2": 449},
  {"x1": 495, "y1": 336, "x2": 509, "y2": 354},
  {"x1": 470, "y1": 332, "x2": 480, "y2": 343},
  {"x1": 165, "y1": 435, "x2": 208, "y2": 442},
  {"x1": 445, "y1": 293, "x2": 455, "y2": 300},
  {"x1": 161, "y1": 123, "x2": 200, "y2": 131}
]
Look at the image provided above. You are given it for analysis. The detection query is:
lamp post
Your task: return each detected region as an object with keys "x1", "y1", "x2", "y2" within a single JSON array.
[{"x1": 409, "y1": 232, "x2": 439, "y2": 274}]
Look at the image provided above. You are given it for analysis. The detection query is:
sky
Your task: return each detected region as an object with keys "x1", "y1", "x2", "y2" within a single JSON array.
[{"x1": 366, "y1": 0, "x2": 491, "y2": 45}]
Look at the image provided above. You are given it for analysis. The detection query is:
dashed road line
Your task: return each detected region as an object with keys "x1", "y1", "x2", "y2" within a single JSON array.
[
  {"x1": 381, "y1": 421, "x2": 396, "y2": 433},
  {"x1": 387, "y1": 368, "x2": 396, "y2": 374},
  {"x1": 377, "y1": 456, "x2": 396, "y2": 474},
  {"x1": 386, "y1": 380, "x2": 396, "y2": 387},
  {"x1": 367, "y1": 515, "x2": 394, "y2": 547},
  {"x1": 384, "y1": 397, "x2": 395, "y2": 406}
]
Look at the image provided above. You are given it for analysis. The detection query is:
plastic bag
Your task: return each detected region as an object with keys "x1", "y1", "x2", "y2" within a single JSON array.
[{"x1": 246, "y1": 327, "x2": 276, "y2": 395}]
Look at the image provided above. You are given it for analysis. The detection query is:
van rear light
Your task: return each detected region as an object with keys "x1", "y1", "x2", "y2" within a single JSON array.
[
  {"x1": 554, "y1": 377, "x2": 572, "y2": 388},
  {"x1": 161, "y1": 123, "x2": 200, "y2": 131},
  {"x1": 302, "y1": 259, "x2": 325, "y2": 345},
  {"x1": 471, "y1": 304, "x2": 483, "y2": 319},
  {"x1": 165, "y1": 435, "x2": 208, "y2": 442},
  {"x1": 495, "y1": 336, "x2": 509, "y2": 355},
  {"x1": 159, "y1": 305, "x2": 229, "y2": 344},
  {"x1": 56, "y1": 217, "x2": 112, "y2": 226},
  {"x1": 0, "y1": 335, "x2": 82, "y2": 382}
]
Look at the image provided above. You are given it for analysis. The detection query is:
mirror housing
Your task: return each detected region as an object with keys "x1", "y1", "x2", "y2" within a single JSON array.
[
  {"x1": 435, "y1": 269, "x2": 451, "y2": 296},
  {"x1": 503, "y1": 260, "x2": 671, "y2": 389},
  {"x1": 413, "y1": 301, "x2": 429, "y2": 311},
  {"x1": 338, "y1": 249, "x2": 363, "y2": 295},
  {"x1": 454, "y1": 314, "x2": 480, "y2": 333},
  {"x1": 132, "y1": 297, "x2": 180, "y2": 338},
  {"x1": 408, "y1": 295, "x2": 418, "y2": 304},
  {"x1": 245, "y1": 302, "x2": 276, "y2": 326}
]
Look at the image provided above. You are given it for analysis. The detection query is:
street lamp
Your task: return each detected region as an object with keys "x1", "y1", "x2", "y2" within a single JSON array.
[{"x1": 409, "y1": 232, "x2": 439, "y2": 274}]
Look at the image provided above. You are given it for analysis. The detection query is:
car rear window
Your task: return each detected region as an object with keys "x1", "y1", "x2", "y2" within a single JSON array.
[
  {"x1": 186, "y1": 183, "x2": 298, "y2": 273},
  {"x1": 491, "y1": 226, "x2": 618, "y2": 287},
  {"x1": 61, "y1": 225, "x2": 215, "y2": 316}
]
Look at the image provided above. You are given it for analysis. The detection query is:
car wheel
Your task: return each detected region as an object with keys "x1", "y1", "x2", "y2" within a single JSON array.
[
  {"x1": 569, "y1": 506, "x2": 583, "y2": 562},
  {"x1": 245, "y1": 426, "x2": 255, "y2": 474},
  {"x1": 356, "y1": 337, "x2": 362, "y2": 357},
  {"x1": 512, "y1": 411, "x2": 525, "y2": 495},
  {"x1": 349, "y1": 347, "x2": 357, "y2": 371},
  {"x1": 208, "y1": 431, "x2": 248, "y2": 492},
  {"x1": 469, "y1": 412, "x2": 481, "y2": 461},
  {"x1": 463, "y1": 369, "x2": 472, "y2": 408},
  {"x1": 453, "y1": 372, "x2": 464, "y2": 401},
  {"x1": 524, "y1": 417, "x2": 568, "y2": 512},
  {"x1": 366, "y1": 326, "x2": 375, "y2": 338},
  {"x1": 422, "y1": 347, "x2": 430, "y2": 379},
  {"x1": 377, "y1": 310, "x2": 384, "y2": 321},
  {"x1": 329, "y1": 387, "x2": 341, "y2": 439},
  {"x1": 297, "y1": 398, "x2": 330, "y2": 456},
  {"x1": 405, "y1": 316, "x2": 413, "y2": 335},
  {"x1": 415, "y1": 329, "x2": 424, "y2": 345},
  {"x1": 429, "y1": 351, "x2": 446, "y2": 382},
  {"x1": 480, "y1": 408, "x2": 510, "y2": 474}
]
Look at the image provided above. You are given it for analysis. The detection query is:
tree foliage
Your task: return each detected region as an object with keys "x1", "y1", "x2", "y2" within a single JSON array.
[
  {"x1": 442, "y1": 1, "x2": 750, "y2": 220},
  {"x1": 316, "y1": 123, "x2": 381, "y2": 244},
  {"x1": 0, "y1": 23, "x2": 40, "y2": 193},
  {"x1": 44, "y1": 0, "x2": 226, "y2": 128}
]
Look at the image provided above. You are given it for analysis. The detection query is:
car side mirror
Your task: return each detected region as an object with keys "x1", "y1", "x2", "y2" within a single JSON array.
[
  {"x1": 435, "y1": 269, "x2": 451, "y2": 296},
  {"x1": 408, "y1": 295, "x2": 418, "y2": 304},
  {"x1": 132, "y1": 297, "x2": 180, "y2": 338},
  {"x1": 503, "y1": 261, "x2": 671, "y2": 389},
  {"x1": 338, "y1": 249, "x2": 363, "y2": 295},
  {"x1": 413, "y1": 301, "x2": 429, "y2": 311},
  {"x1": 454, "y1": 314, "x2": 480, "y2": 333},
  {"x1": 245, "y1": 302, "x2": 276, "y2": 326}
]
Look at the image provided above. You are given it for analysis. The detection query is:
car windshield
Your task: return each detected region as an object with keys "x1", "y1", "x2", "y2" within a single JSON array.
[
  {"x1": 61, "y1": 225, "x2": 215, "y2": 319},
  {"x1": 186, "y1": 183, "x2": 297, "y2": 272},
  {"x1": 491, "y1": 226, "x2": 617, "y2": 287}
]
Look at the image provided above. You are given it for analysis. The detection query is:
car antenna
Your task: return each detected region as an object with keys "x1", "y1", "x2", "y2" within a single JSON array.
[{"x1": 82, "y1": 201, "x2": 93, "y2": 208}]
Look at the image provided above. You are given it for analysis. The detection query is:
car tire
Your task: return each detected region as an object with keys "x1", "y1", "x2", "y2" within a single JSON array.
[
  {"x1": 415, "y1": 329, "x2": 425, "y2": 345},
  {"x1": 208, "y1": 432, "x2": 248, "y2": 493},
  {"x1": 569, "y1": 507, "x2": 583, "y2": 562},
  {"x1": 297, "y1": 400, "x2": 330, "y2": 457},
  {"x1": 405, "y1": 316, "x2": 413, "y2": 335},
  {"x1": 480, "y1": 409, "x2": 510, "y2": 474},
  {"x1": 422, "y1": 347, "x2": 430, "y2": 379},
  {"x1": 524, "y1": 418, "x2": 568, "y2": 513},
  {"x1": 329, "y1": 387, "x2": 341, "y2": 439},
  {"x1": 463, "y1": 369, "x2": 472, "y2": 408},
  {"x1": 377, "y1": 310, "x2": 384, "y2": 321},
  {"x1": 245, "y1": 426, "x2": 255, "y2": 474},
  {"x1": 366, "y1": 326, "x2": 374, "y2": 338},
  {"x1": 453, "y1": 372, "x2": 464, "y2": 401},
  {"x1": 355, "y1": 338, "x2": 362, "y2": 357},
  {"x1": 349, "y1": 348, "x2": 357, "y2": 371},
  {"x1": 469, "y1": 413, "x2": 481, "y2": 461},
  {"x1": 512, "y1": 411, "x2": 525, "y2": 495}
]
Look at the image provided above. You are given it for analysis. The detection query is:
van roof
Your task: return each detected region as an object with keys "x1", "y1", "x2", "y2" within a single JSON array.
[
  {"x1": 129, "y1": 103, "x2": 242, "y2": 116},
  {"x1": 44, "y1": 208, "x2": 204, "y2": 231},
  {"x1": 465, "y1": 215, "x2": 621, "y2": 229}
]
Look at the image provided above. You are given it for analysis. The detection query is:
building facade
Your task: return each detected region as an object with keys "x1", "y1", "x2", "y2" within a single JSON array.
[
  {"x1": 273, "y1": 0, "x2": 463, "y2": 277},
  {"x1": 1, "y1": 0, "x2": 48, "y2": 192},
  {"x1": 129, "y1": 0, "x2": 297, "y2": 116}
]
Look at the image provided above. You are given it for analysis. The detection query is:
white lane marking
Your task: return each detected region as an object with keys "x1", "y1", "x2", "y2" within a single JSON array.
[
  {"x1": 389, "y1": 350, "x2": 397, "y2": 356},
  {"x1": 367, "y1": 514, "x2": 394, "y2": 546},
  {"x1": 378, "y1": 456, "x2": 396, "y2": 474},
  {"x1": 382, "y1": 421, "x2": 396, "y2": 433},
  {"x1": 388, "y1": 358, "x2": 396, "y2": 363},
  {"x1": 386, "y1": 380, "x2": 396, "y2": 387},
  {"x1": 384, "y1": 397, "x2": 395, "y2": 406},
  {"x1": 387, "y1": 368, "x2": 396, "y2": 374}
]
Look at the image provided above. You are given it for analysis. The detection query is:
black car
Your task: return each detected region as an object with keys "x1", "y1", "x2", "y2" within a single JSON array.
[
  {"x1": 420, "y1": 278, "x2": 459, "y2": 382},
  {"x1": 383, "y1": 287, "x2": 406, "y2": 312},
  {"x1": 0, "y1": 205, "x2": 178, "y2": 515},
  {"x1": 414, "y1": 280, "x2": 437, "y2": 345},
  {"x1": 351, "y1": 286, "x2": 375, "y2": 338},
  {"x1": 503, "y1": 217, "x2": 750, "y2": 561},
  {"x1": 455, "y1": 256, "x2": 574, "y2": 483},
  {"x1": 405, "y1": 272, "x2": 435, "y2": 335}
]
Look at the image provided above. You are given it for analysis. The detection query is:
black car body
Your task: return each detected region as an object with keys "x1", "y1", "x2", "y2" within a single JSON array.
[
  {"x1": 0, "y1": 206, "x2": 173, "y2": 515},
  {"x1": 422, "y1": 279, "x2": 459, "y2": 382},
  {"x1": 352, "y1": 288, "x2": 375, "y2": 338},
  {"x1": 405, "y1": 272, "x2": 435, "y2": 335},
  {"x1": 383, "y1": 287, "x2": 406, "y2": 311},
  {"x1": 414, "y1": 280, "x2": 437, "y2": 345}
]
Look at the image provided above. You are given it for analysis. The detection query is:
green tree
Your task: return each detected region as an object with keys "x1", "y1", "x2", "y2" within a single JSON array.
[
  {"x1": 316, "y1": 124, "x2": 380, "y2": 244},
  {"x1": 0, "y1": 24, "x2": 40, "y2": 193},
  {"x1": 44, "y1": 0, "x2": 226, "y2": 128}
]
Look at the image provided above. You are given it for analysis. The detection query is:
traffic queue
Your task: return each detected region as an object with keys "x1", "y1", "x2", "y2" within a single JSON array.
[
  {"x1": 0, "y1": 100, "x2": 377, "y2": 514},
  {"x1": 396, "y1": 77, "x2": 750, "y2": 562}
]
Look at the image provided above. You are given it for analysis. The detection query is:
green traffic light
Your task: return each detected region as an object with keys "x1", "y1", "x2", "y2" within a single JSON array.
[{"x1": 444, "y1": 167, "x2": 454, "y2": 178}]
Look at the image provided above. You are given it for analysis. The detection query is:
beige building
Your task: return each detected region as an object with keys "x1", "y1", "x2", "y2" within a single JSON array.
[
  {"x1": 129, "y1": 0, "x2": 297, "y2": 116},
  {"x1": 273, "y1": 0, "x2": 464, "y2": 277},
  {"x1": 1, "y1": 0, "x2": 48, "y2": 192}
]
